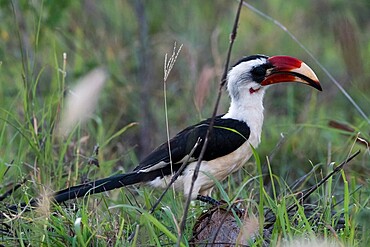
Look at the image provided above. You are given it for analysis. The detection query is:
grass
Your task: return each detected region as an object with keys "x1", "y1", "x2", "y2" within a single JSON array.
[
  {"x1": 2, "y1": 123, "x2": 363, "y2": 247},
  {"x1": 0, "y1": 112, "x2": 366, "y2": 246},
  {"x1": 1, "y1": 1, "x2": 369, "y2": 246}
]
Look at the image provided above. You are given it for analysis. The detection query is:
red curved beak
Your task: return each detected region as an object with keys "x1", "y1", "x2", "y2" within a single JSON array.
[{"x1": 261, "y1": 56, "x2": 322, "y2": 91}]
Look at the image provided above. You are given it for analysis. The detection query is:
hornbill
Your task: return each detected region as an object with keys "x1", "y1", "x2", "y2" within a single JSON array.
[{"x1": 10, "y1": 54, "x2": 322, "y2": 211}]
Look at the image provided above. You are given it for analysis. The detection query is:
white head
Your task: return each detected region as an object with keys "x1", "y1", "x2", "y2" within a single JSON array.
[{"x1": 226, "y1": 54, "x2": 322, "y2": 104}]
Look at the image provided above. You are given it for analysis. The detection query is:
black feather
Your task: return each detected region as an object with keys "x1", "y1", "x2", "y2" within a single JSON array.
[
  {"x1": 232, "y1": 54, "x2": 269, "y2": 67},
  {"x1": 134, "y1": 115, "x2": 250, "y2": 177},
  {"x1": 5, "y1": 116, "x2": 250, "y2": 213}
]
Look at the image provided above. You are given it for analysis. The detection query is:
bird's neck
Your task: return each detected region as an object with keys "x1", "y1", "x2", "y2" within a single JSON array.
[{"x1": 223, "y1": 92, "x2": 265, "y2": 146}]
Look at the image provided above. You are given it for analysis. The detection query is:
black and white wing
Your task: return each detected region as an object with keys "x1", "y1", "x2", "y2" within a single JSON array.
[{"x1": 133, "y1": 115, "x2": 251, "y2": 178}]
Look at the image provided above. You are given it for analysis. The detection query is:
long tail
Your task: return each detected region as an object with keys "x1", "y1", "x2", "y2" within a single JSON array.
[
  {"x1": 53, "y1": 172, "x2": 142, "y2": 203},
  {"x1": 5, "y1": 172, "x2": 142, "y2": 214}
]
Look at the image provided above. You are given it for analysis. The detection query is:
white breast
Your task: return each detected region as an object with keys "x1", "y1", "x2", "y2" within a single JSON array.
[
  {"x1": 148, "y1": 132, "x2": 261, "y2": 199},
  {"x1": 148, "y1": 80, "x2": 266, "y2": 198}
]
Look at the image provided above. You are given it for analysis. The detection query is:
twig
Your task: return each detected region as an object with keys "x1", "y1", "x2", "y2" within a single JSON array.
[
  {"x1": 332, "y1": 185, "x2": 362, "y2": 208},
  {"x1": 264, "y1": 150, "x2": 361, "y2": 228},
  {"x1": 126, "y1": 138, "x2": 201, "y2": 242},
  {"x1": 149, "y1": 138, "x2": 201, "y2": 214},
  {"x1": 263, "y1": 163, "x2": 321, "y2": 222},
  {"x1": 0, "y1": 178, "x2": 27, "y2": 202},
  {"x1": 241, "y1": 1, "x2": 370, "y2": 124},
  {"x1": 288, "y1": 163, "x2": 321, "y2": 192},
  {"x1": 295, "y1": 150, "x2": 360, "y2": 206},
  {"x1": 176, "y1": 1, "x2": 244, "y2": 245},
  {"x1": 328, "y1": 120, "x2": 369, "y2": 148}
]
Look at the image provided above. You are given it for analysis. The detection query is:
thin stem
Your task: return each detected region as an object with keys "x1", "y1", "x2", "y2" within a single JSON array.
[
  {"x1": 242, "y1": 1, "x2": 370, "y2": 124},
  {"x1": 176, "y1": 1, "x2": 244, "y2": 245}
]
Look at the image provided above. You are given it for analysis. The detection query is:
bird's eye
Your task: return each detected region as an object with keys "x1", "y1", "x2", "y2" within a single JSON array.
[
  {"x1": 250, "y1": 64, "x2": 273, "y2": 84},
  {"x1": 251, "y1": 66, "x2": 267, "y2": 77}
]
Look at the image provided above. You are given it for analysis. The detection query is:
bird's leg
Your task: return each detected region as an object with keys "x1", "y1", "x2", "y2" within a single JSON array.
[
  {"x1": 196, "y1": 195, "x2": 221, "y2": 206},
  {"x1": 196, "y1": 195, "x2": 245, "y2": 216}
]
